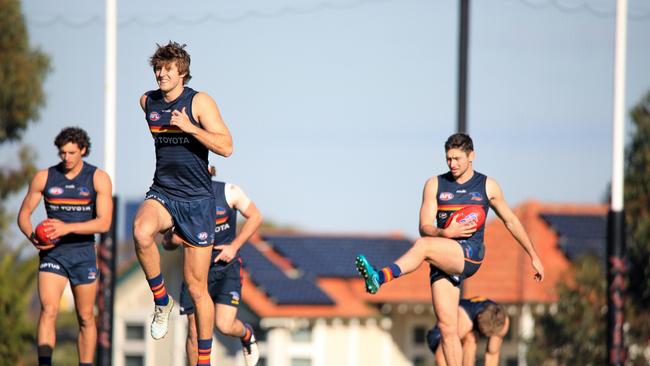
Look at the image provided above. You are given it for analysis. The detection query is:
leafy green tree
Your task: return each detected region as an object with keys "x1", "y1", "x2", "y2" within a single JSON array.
[
  {"x1": 527, "y1": 255, "x2": 607, "y2": 366},
  {"x1": 624, "y1": 92, "x2": 650, "y2": 363},
  {"x1": 528, "y1": 92, "x2": 650, "y2": 365},
  {"x1": 0, "y1": 0, "x2": 50, "y2": 143},
  {"x1": 0, "y1": 245, "x2": 39, "y2": 366},
  {"x1": 0, "y1": 0, "x2": 50, "y2": 364}
]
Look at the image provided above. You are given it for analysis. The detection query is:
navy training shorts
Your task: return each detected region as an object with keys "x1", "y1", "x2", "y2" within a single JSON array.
[
  {"x1": 179, "y1": 257, "x2": 243, "y2": 315},
  {"x1": 429, "y1": 239, "x2": 484, "y2": 287},
  {"x1": 39, "y1": 244, "x2": 98, "y2": 286},
  {"x1": 145, "y1": 188, "x2": 216, "y2": 247}
]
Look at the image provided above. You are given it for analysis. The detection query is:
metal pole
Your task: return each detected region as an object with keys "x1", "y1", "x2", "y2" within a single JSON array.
[
  {"x1": 457, "y1": 0, "x2": 470, "y2": 134},
  {"x1": 97, "y1": 198, "x2": 118, "y2": 366},
  {"x1": 104, "y1": 0, "x2": 116, "y2": 183},
  {"x1": 607, "y1": 0, "x2": 627, "y2": 364},
  {"x1": 98, "y1": 0, "x2": 117, "y2": 365}
]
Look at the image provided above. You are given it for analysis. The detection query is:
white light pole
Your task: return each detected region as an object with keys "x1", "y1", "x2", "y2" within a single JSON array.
[{"x1": 607, "y1": 0, "x2": 627, "y2": 365}]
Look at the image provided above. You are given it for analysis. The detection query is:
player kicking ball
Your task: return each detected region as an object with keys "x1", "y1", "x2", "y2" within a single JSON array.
[{"x1": 355, "y1": 133, "x2": 543, "y2": 366}]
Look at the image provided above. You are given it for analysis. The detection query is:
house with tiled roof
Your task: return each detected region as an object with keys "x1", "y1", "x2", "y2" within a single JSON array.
[{"x1": 111, "y1": 200, "x2": 607, "y2": 366}]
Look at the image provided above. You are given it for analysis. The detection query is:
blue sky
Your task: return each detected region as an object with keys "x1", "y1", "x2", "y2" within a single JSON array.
[{"x1": 5, "y1": 0, "x2": 650, "y2": 240}]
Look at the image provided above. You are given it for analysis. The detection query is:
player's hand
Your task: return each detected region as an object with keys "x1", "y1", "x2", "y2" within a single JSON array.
[
  {"x1": 170, "y1": 107, "x2": 196, "y2": 133},
  {"x1": 531, "y1": 256, "x2": 544, "y2": 282},
  {"x1": 29, "y1": 231, "x2": 55, "y2": 251},
  {"x1": 42, "y1": 218, "x2": 70, "y2": 241},
  {"x1": 443, "y1": 216, "x2": 476, "y2": 239},
  {"x1": 213, "y1": 245, "x2": 237, "y2": 263},
  {"x1": 161, "y1": 230, "x2": 182, "y2": 251}
]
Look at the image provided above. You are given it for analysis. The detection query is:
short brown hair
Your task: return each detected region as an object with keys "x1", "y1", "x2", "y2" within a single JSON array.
[
  {"x1": 149, "y1": 41, "x2": 192, "y2": 84},
  {"x1": 444, "y1": 133, "x2": 474, "y2": 153},
  {"x1": 476, "y1": 304, "x2": 507, "y2": 337},
  {"x1": 54, "y1": 127, "x2": 91, "y2": 157}
]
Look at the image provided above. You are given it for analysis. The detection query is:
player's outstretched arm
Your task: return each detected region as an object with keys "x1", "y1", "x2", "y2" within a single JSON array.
[
  {"x1": 486, "y1": 178, "x2": 544, "y2": 282},
  {"x1": 46, "y1": 169, "x2": 114, "y2": 239},
  {"x1": 171, "y1": 92, "x2": 233, "y2": 157}
]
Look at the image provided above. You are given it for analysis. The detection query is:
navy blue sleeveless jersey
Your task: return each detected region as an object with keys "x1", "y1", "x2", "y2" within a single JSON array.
[
  {"x1": 213, "y1": 181, "x2": 237, "y2": 245},
  {"x1": 43, "y1": 162, "x2": 97, "y2": 246},
  {"x1": 460, "y1": 297, "x2": 497, "y2": 323},
  {"x1": 436, "y1": 171, "x2": 490, "y2": 243},
  {"x1": 211, "y1": 181, "x2": 238, "y2": 261},
  {"x1": 145, "y1": 86, "x2": 212, "y2": 201}
]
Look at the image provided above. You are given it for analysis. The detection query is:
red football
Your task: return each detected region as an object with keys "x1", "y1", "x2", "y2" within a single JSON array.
[
  {"x1": 444, "y1": 206, "x2": 486, "y2": 229},
  {"x1": 35, "y1": 220, "x2": 59, "y2": 246}
]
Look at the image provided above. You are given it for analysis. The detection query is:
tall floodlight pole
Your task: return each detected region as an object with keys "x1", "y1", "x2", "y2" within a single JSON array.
[
  {"x1": 608, "y1": 0, "x2": 627, "y2": 365},
  {"x1": 104, "y1": 3, "x2": 116, "y2": 181},
  {"x1": 98, "y1": 0, "x2": 117, "y2": 365},
  {"x1": 457, "y1": 0, "x2": 470, "y2": 134}
]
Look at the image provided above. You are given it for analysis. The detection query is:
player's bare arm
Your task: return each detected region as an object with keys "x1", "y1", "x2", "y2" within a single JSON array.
[
  {"x1": 17, "y1": 169, "x2": 49, "y2": 249},
  {"x1": 139, "y1": 94, "x2": 148, "y2": 112},
  {"x1": 483, "y1": 315, "x2": 509, "y2": 366},
  {"x1": 419, "y1": 177, "x2": 442, "y2": 237},
  {"x1": 169, "y1": 92, "x2": 232, "y2": 157},
  {"x1": 46, "y1": 169, "x2": 113, "y2": 240},
  {"x1": 461, "y1": 331, "x2": 478, "y2": 366},
  {"x1": 214, "y1": 184, "x2": 263, "y2": 263},
  {"x1": 486, "y1": 177, "x2": 545, "y2": 281}
]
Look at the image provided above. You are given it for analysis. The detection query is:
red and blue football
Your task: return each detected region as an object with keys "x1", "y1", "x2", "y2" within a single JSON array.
[{"x1": 444, "y1": 206, "x2": 486, "y2": 229}]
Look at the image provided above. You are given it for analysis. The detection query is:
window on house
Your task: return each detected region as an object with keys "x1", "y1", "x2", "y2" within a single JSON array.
[
  {"x1": 290, "y1": 358, "x2": 311, "y2": 366},
  {"x1": 290, "y1": 328, "x2": 312, "y2": 342},
  {"x1": 125, "y1": 355, "x2": 144, "y2": 366},
  {"x1": 412, "y1": 355, "x2": 427, "y2": 366},
  {"x1": 413, "y1": 325, "x2": 428, "y2": 345},
  {"x1": 506, "y1": 357, "x2": 518, "y2": 366},
  {"x1": 125, "y1": 323, "x2": 145, "y2": 340}
]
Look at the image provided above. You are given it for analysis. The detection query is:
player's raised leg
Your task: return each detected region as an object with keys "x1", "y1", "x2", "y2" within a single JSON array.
[{"x1": 133, "y1": 199, "x2": 174, "y2": 339}]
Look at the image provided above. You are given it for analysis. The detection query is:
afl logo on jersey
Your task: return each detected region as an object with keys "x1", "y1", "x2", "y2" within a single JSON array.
[
  {"x1": 78, "y1": 187, "x2": 90, "y2": 196},
  {"x1": 216, "y1": 207, "x2": 227, "y2": 216},
  {"x1": 48, "y1": 186, "x2": 64, "y2": 195},
  {"x1": 149, "y1": 111, "x2": 161, "y2": 121},
  {"x1": 439, "y1": 192, "x2": 454, "y2": 201}
]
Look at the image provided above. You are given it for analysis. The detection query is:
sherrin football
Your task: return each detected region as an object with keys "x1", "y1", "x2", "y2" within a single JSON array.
[
  {"x1": 35, "y1": 220, "x2": 59, "y2": 246},
  {"x1": 444, "y1": 206, "x2": 486, "y2": 229}
]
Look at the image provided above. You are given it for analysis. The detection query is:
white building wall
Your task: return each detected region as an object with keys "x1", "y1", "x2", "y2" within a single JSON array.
[{"x1": 259, "y1": 314, "x2": 434, "y2": 366}]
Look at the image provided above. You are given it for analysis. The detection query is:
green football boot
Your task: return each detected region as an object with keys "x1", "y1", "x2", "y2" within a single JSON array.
[{"x1": 355, "y1": 254, "x2": 380, "y2": 294}]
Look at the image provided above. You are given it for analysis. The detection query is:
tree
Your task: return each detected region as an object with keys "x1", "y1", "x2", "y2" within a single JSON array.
[
  {"x1": 527, "y1": 255, "x2": 607, "y2": 366},
  {"x1": 528, "y1": 92, "x2": 650, "y2": 365},
  {"x1": 624, "y1": 92, "x2": 650, "y2": 361},
  {"x1": 0, "y1": 0, "x2": 50, "y2": 143},
  {"x1": 0, "y1": 245, "x2": 39, "y2": 366},
  {"x1": 0, "y1": 0, "x2": 50, "y2": 363}
]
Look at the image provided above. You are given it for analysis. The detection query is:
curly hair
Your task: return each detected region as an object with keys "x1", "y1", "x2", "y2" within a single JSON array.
[
  {"x1": 444, "y1": 133, "x2": 474, "y2": 153},
  {"x1": 149, "y1": 41, "x2": 192, "y2": 84},
  {"x1": 54, "y1": 127, "x2": 91, "y2": 157},
  {"x1": 476, "y1": 303, "x2": 507, "y2": 337}
]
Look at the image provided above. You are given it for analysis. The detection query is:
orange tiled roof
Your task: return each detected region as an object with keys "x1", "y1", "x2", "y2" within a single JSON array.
[
  {"x1": 463, "y1": 200, "x2": 607, "y2": 304},
  {"x1": 118, "y1": 201, "x2": 606, "y2": 315}
]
